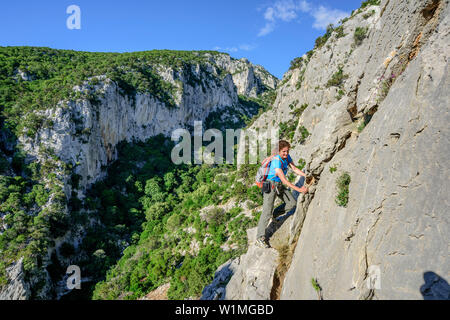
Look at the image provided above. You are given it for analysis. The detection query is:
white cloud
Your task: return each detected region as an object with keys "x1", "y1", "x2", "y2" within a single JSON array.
[
  {"x1": 258, "y1": 22, "x2": 276, "y2": 37},
  {"x1": 298, "y1": 0, "x2": 312, "y2": 13},
  {"x1": 257, "y1": 0, "x2": 349, "y2": 36},
  {"x1": 258, "y1": 0, "x2": 301, "y2": 36},
  {"x1": 213, "y1": 46, "x2": 237, "y2": 52},
  {"x1": 272, "y1": 1, "x2": 298, "y2": 21},
  {"x1": 214, "y1": 44, "x2": 256, "y2": 53},
  {"x1": 311, "y1": 5, "x2": 349, "y2": 30}
]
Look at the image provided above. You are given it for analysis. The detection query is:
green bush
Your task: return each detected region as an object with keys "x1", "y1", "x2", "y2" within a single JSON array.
[
  {"x1": 279, "y1": 119, "x2": 298, "y2": 141},
  {"x1": 336, "y1": 172, "x2": 351, "y2": 207},
  {"x1": 23, "y1": 184, "x2": 49, "y2": 207},
  {"x1": 247, "y1": 185, "x2": 263, "y2": 206},
  {"x1": 237, "y1": 164, "x2": 259, "y2": 185},
  {"x1": 289, "y1": 57, "x2": 304, "y2": 71},
  {"x1": 279, "y1": 74, "x2": 292, "y2": 87},
  {"x1": 11, "y1": 151, "x2": 26, "y2": 173},
  {"x1": 315, "y1": 24, "x2": 335, "y2": 49},
  {"x1": 351, "y1": 0, "x2": 380, "y2": 17},
  {"x1": 297, "y1": 158, "x2": 306, "y2": 170},
  {"x1": 0, "y1": 47, "x2": 278, "y2": 300},
  {"x1": 295, "y1": 69, "x2": 305, "y2": 90},
  {"x1": 335, "y1": 25, "x2": 346, "y2": 38},
  {"x1": 354, "y1": 27, "x2": 369, "y2": 46},
  {"x1": 357, "y1": 121, "x2": 366, "y2": 132},
  {"x1": 86, "y1": 134, "x2": 261, "y2": 300},
  {"x1": 363, "y1": 10, "x2": 376, "y2": 19},
  {"x1": 298, "y1": 126, "x2": 310, "y2": 144},
  {"x1": 361, "y1": 0, "x2": 381, "y2": 9},
  {"x1": 166, "y1": 214, "x2": 183, "y2": 231},
  {"x1": 0, "y1": 155, "x2": 9, "y2": 174},
  {"x1": 290, "y1": 103, "x2": 308, "y2": 118},
  {"x1": 205, "y1": 208, "x2": 225, "y2": 225},
  {"x1": 0, "y1": 267, "x2": 7, "y2": 288},
  {"x1": 311, "y1": 278, "x2": 321, "y2": 291},
  {"x1": 326, "y1": 65, "x2": 349, "y2": 88}
]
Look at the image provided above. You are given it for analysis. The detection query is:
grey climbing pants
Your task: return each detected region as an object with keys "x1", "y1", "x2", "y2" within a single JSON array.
[{"x1": 256, "y1": 180, "x2": 297, "y2": 239}]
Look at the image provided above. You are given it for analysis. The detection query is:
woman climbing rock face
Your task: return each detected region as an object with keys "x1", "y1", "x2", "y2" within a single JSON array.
[{"x1": 256, "y1": 140, "x2": 309, "y2": 248}]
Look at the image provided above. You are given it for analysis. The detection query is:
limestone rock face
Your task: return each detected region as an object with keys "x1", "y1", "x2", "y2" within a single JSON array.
[
  {"x1": 1, "y1": 53, "x2": 276, "y2": 300},
  {"x1": 223, "y1": 228, "x2": 278, "y2": 300},
  {"x1": 282, "y1": 0, "x2": 450, "y2": 299},
  {"x1": 202, "y1": 228, "x2": 279, "y2": 300}
]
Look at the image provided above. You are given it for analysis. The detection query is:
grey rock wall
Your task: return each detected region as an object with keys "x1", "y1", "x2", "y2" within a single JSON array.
[
  {"x1": 224, "y1": 228, "x2": 278, "y2": 300},
  {"x1": 18, "y1": 54, "x2": 277, "y2": 198}
]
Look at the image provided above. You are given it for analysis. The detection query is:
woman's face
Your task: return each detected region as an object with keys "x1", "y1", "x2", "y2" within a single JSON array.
[{"x1": 279, "y1": 147, "x2": 289, "y2": 159}]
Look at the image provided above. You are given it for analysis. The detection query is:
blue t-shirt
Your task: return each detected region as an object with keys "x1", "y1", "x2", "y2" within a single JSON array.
[{"x1": 267, "y1": 154, "x2": 293, "y2": 182}]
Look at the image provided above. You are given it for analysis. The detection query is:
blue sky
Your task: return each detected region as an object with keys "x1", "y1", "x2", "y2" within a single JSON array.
[{"x1": 0, "y1": 0, "x2": 364, "y2": 78}]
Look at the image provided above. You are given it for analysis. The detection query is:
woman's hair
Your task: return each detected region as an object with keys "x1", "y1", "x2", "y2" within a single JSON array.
[
  {"x1": 268, "y1": 140, "x2": 291, "y2": 157},
  {"x1": 278, "y1": 140, "x2": 291, "y2": 151}
]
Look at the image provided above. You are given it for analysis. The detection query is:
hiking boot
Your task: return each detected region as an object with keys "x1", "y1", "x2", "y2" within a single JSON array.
[
  {"x1": 272, "y1": 204, "x2": 286, "y2": 219},
  {"x1": 273, "y1": 212, "x2": 283, "y2": 220},
  {"x1": 256, "y1": 237, "x2": 270, "y2": 249}
]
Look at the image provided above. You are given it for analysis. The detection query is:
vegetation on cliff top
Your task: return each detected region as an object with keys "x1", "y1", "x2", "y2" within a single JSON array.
[{"x1": 0, "y1": 47, "x2": 230, "y2": 137}]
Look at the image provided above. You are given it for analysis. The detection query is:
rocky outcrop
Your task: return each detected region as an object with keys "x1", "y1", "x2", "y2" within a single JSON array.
[
  {"x1": 227, "y1": 228, "x2": 278, "y2": 300},
  {"x1": 213, "y1": 56, "x2": 278, "y2": 97},
  {"x1": 212, "y1": 0, "x2": 449, "y2": 300}
]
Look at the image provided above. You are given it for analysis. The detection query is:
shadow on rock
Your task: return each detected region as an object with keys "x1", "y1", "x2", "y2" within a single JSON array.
[
  {"x1": 420, "y1": 271, "x2": 450, "y2": 300},
  {"x1": 200, "y1": 258, "x2": 238, "y2": 300}
]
